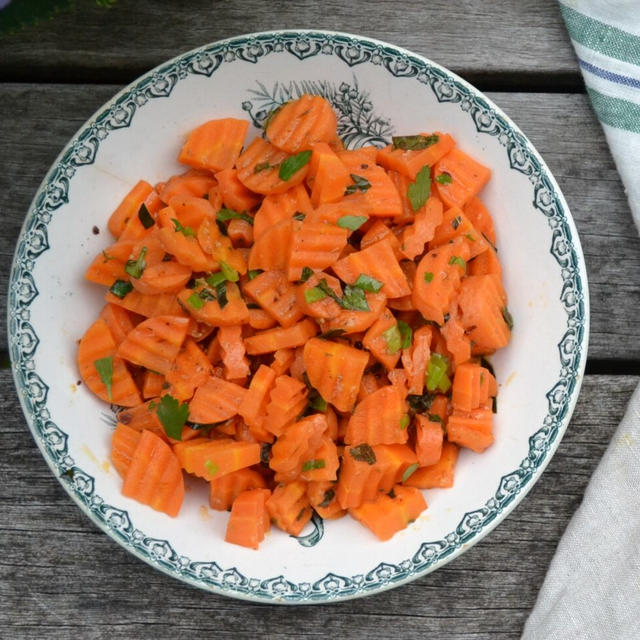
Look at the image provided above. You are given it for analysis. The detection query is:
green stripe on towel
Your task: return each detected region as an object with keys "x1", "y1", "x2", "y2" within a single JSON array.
[
  {"x1": 560, "y1": 4, "x2": 640, "y2": 67},
  {"x1": 586, "y1": 88, "x2": 640, "y2": 134}
]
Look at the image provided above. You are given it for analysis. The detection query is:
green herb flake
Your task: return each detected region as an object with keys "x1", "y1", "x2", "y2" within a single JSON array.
[
  {"x1": 206, "y1": 271, "x2": 227, "y2": 288},
  {"x1": 204, "y1": 459, "x2": 219, "y2": 476},
  {"x1": 353, "y1": 273, "x2": 383, "y2": 292},
  {"x1": 426, "y1": 353, "x2": 450, "y2": 393},
  {"x1": 465, "y1": 233, "x2": 475, "y2": 242},
  {"x1": 109, "y1": 279, "x2": 133, "y2": 299},
  {"x1": 316, "y1": 279, "x2": 343, "y2": 306},
  {"x1": 216, "y1": 281, "x2": 228, "y2": 309},
  {"x1": 137, "y1": 203, "x2": 155, "y2": 229},
  {"x1": 318, "y1": 488, "x2": 335, "y2": 508},
  {"x1": 254, "y1": 161, "x2": 272, "y2": 173},
  {"x1": 400, "y1": 414, "x2": 410, "y2": 430},
  {"x1": 308, "y1": 393, "x2": 328, "y2": 412},
  {"x1": 300, "y1": 266, "x2": 314, "y2": 282},
  {"x1": 304, "y1": 286, "x2": 327, "y2": 304},
  {"x1": 318, "y1": 328, "x2": 346, "y2": 340},
  {"x1": 302, "y1": 459, "x2": 326, "y2": 472},
  {"x1": 397, "y1": 320, "x2": 413, "y2": 349},
  {"x1": 428, "y1": 413, "x2": 442, "y2": 423},
  {"x1": 248, "y1": 269, "x2": 263, "y2": 281},
  {"x1": 344, "y1": 174, "x2": 371, "y2": 196},
  {"x1": 172, "y1": 218, "x2": 196, "y2": 237},
  {"x1": 424, "y1": 271, "x2": 434, "y2": 283},
  {"x1": 187, "y1": 293, "x2": 205, "y2": 310},
  {"x1": 156, "y1": 394, "x2": 189, "y2": 440},
  {"x1": 407, "y1": 165, "x2": 431, "y2": 212},
  {"x1": 349, "y1": 444, "x2": 376, "y2": 465},
  {"x1": 216, "y1": 208, "x2": 254, "y2": 225},
  {"x1": 337, "y1": 215, "x2": 368, "y2": 231},
  {"x1": 402, "y1": 462, "x2": 419, "y2": 483},
  {"x1": 220, "y1": 261, "x2": 239, "y2": 282},
  {"x1": 292, "y1": 212, "x2": 306, "y2": 221},
  {"x1": 383, "y1": 324, "x2": 402, "y2": 355},
  {"x1": 448, "y1": 255, "x2": 467, "y2": 270},
  {"x1": 94, "y1": 356, "x2": 113, "y2": 401},
  {"x1": 451, "y1": 216, "x2": 462, "y2": 230},
  {"x1": 407, "y1": 392, "x2": 435, "y2": 414},
  {"x1": 279, "y1": 150, "x2": 312, "y2": 181},
  {"x1": 148, "y1": 401, "x2": 157, "y2": 412},
  {"x1": 124, "y1": 246, "x2": 147, "y2": 279},
  {"x1": 392, "y1": 134, "x2": 439, "y2": 151},
  {"x1": 435, "y1": 172, "x2": 452, "y2": 185},
  {"x1": 342, "y1": 284, "x2": 370, "y2": 311},
  {"x1": 502, "y1": 306, "x2": 514, "y2": 330}
]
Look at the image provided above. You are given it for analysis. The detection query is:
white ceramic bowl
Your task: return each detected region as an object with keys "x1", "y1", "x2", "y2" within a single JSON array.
[{"x1": 8, "y1": 31, "x2": 589, "y2": 603}]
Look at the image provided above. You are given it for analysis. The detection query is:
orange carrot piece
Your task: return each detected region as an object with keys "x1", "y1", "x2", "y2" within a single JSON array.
[
  {"x1": 178, "y1": 118, "x2": 249, "y2": 172},
  {"x1": 227, "y1": 218, "x2": 254, "y2": 246},
  {"x1": 376, "y1": 132, "x2": 456, "y2": 179},
  {"x1": 218, "y1": 325, "x2": 251, "y2": 381},
  {"x1": 215, "y1": 168, "x2": 262, "y2": 211},
  {"x1": 142, "y1": 370, "x2": 165, "y2": 399},
  {"x1": 405, "y1": 440, "x2": 459, "y2": 489},
  {"x1": 85, "y1": 241, "x2": 134, "y2": 286},
  {"x1": 464, "y1": 196, "x2": 497, "y2": 246},
  {"x1": 303, "y1": 338, "x2": 369, "y2": 412},
  {"x1": 451, "y1": 363, "x2": 496, "y2": 412},
  {"x1": 316, "y1": 290, "x2": 386, "y2": 336},
  {"x1": 263, "y1": 375, "x2": 308, "y2": 437},
  {"x1": 360, "y1": 220, "x2": 403, "y2": 260},
  {"x1": 209, "y1": 468, "x2": 267, "y2": 511},
  {"x1": 373, "y1": 444, "x2": 418, "y2": 492},
  {"x1": 248, "y1": 307, "x2": 277, "y2": 330},
  {"x1": 307, "y1": 481, "x2": 345, "y2": 520},
  {"x1": 248, "y1": 218, "x2": 292, "y2": 272},
  {"x1": 343, "y1": 165, "x2": 403, "y2": 217},
  {"x1": 297, "y1": 272, "x2": 343, "y2": 320},
  {"x1": 158, "y1": 169, "x2": 216, "y2": 204},
  {"x1": 164, "y1": 338, "x2": 212, "y2": 401},
  {"x1": 270, "y1": 348, "x2": 296, "y2": 376},
  {"x1": 122, "y1": 430, "x2": 184, "y2": 517},
  {"x1": 105, "y1": 288, "x2": 186, "y2": 319},
  {"x1": 336, "y1": 445, "x2": 384, "y2": 510},
  {"x1": 116, "y1": 400, "x2": 165, "y2": 440},
  {"x1": 362, "y1": 307, "x2": 402, "y2": 371},
  {"x1": 468, "y1": 245, "x2": 502, "y2": 277},
  {"x1": 108, "y1": 180, "x2": 157, "y2": 239},
  {"x1": 400, "y1": 196, "x2": 444, "y2": 260},
  {"x1": 177, "y1": 282, "x2": 250, "y2": 327},
  {"x1": 266, "y1": 479, "x2": 313, "y2": 536},
  {"x1": 111, "y1": 422, "x2": 142, "y2": 478},
  {"x1": 99, "y1": 303, "x2": 138, "y2": 347},
  {"x1": 441, "y1": 306, "x2": 472, "y2": 367},
  {"x1": 266, "y1": 94, "x2": 338, "y2": 154},
  {"x1": 344, "y1": 385, "x2": 408, "y2": 445},
  {"x1": 253, "y1": 184, "x2": 312, "y2": 240},
  {"x1": 336, "y1": 146, "x2": 379, "y2": 171},
  {"x1": 434, "y1": 148, "x2": 491, "y2": 209},
  {"x1": 196, "y1": 216, "x2": 247, "y2": 275},
  {"x1": 332, "y1": 238, "x2": 410, "y2": 298},
  {"x1": 243, "y1": 270, "x2": 305, "y2": 328},
  {"x1": 301, "y1": 436, "x2": 340, "y2": 482},
  {"x1": 430, "y1": 205, "x2": 489, "y2": 259},
  {"x1": 415, "y1": 414, "x2": 444, "y2": 467},
  {"x1": 447, "y1": 407, "x2": 494, "y2": 453},
  {"x1": 308, "y1": 142, "x2": 351, "y2": 206},
  {"x1": 401, "y1": 325, "x2": 433, "y2": 395},
  {"x1": 77, "y1": 317, "x2": 142, "y2": 407},
  {"x1": 188, "y1": 376, "x2": 247, "y2": 424},
  {"x1": 244, "y1": 318, "x2": 318, "y2": 355},
  {"x1": 167, "y1": 194, "x2": 215, "y2": 230},
  {"x1": 225, "y1": 488, "x2": 271, "y2": 550},
  {"x1": 238, "y1": 364, "x2": 277, "y2": 431},
  {"x1": 287, "y1": 220, "x2": 348, "y2": 281}
]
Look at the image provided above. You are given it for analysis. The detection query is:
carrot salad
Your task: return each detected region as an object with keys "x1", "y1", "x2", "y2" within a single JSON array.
[{"x1": 78, "y1": 94, "x2": 512, "y2": 548}]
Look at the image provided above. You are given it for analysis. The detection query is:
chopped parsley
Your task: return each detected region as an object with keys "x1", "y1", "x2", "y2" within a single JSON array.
[
  {"x1": 400, "y1": 414, "x2": 410, "y2": 430},
  {"x1": 424, "y1": 271, "x2": 434, "y2": 283},
  {"x1": 435, "y1": 172, "x2": 452, "y2": 185},
  {"x1": 392, "y1": 134, "x2": 439, "y2": 150},
  {"x1": 407, "y1": 165, "x2": 431, "y2": 212},
  {"x1": 402, "y1": 463, "x2": 419, "y2": 483},
  {"x1": 300, "y1": 266, "x2": 314, "y2": 282},
  {"x1": 156, "y1": 394, "x2": 189, "y2": 440},
  {"x1": 254, "y1": 161, "x2": 272, "y2": 173},
  {"x1": 383, "y1": 324, "x2": 402, "y2": 354},
  {"x1": 216, "y1": 208, "x2": 254, "y2": 225},
  {"x1": 204, "y1": 459, "x2": 219, "y2": 476},
  {"x1": 304, "y1": 286, "x2": 327, "y2": 304},
  {"x1": 94, "y1": 356, "x2": 113, "y2": 401},
  {"x1": 428, "y1": 413, "x2": 443, "y2": 423},
  {"x1": 349, "y1": 444, "x2": 376, "y2": 465},
  {"x1": 220, "y1": 261, "x2": 239, "y2": 282},
  {"x1": 353, "y1": 273, "x2": 383, "y2": 292},
  {"x1": 451, "y1": 216, "x2": 462, "y2": 230},
  {"x1": 137, "y1": 203, "x2": 155, "y2": 229},
  {"x1": 426, "y1": 353, "x2": 451, "y2": 393},
  {"x1": 341, "y1": 284, "x2": 370, "y2": 311},
  {"x1": 187, "y1": 293, "x2": 205, "y2": 310},
  {"x1": 248, "y1": 269, "x2": 263, "y2": 281},
  {"x1": 109, "y1": 279, "x2": 133, "y2": 299},
  {"x1": 292, "y1": 212, "x2": 306, "y2": 221},
  {"x1": 279, "y1": 150, "x2": 312, "y2": 181},
  {"x1": 302, "y1": 459, "x2": 326, "y2": 472},
  {"x1": 448, "y1": 255, "x2": 466, "y2": 270},
  {"x1": 318, "y1": 488, "x2": 335, "y2": 508},
  {"x1": 172, "y1": 218, "x2": 196, "y2": 237},
  {"x1": 397, "y1": 320, "x2": 412, "y2": 349},
  {"x1": 344, "y1": 174, "x2": 371, "y2": 196},
  {"x1": 124, "y1": 247, "x2": 147, "y2": 279},
  {"x1": 337, "y1": 215, "x2": 368, "y2": 230}
]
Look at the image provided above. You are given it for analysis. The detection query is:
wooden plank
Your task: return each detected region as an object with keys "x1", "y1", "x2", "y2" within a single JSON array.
[
  {"x1": 0, "y1": 85, "x2": 637, "y2": 359},
  {"x1": 0, "y1": 0, "x2": 578, "y2": 87},
  {"x1": 1, "y1": 370, "x2": 636, "y2": 638}
]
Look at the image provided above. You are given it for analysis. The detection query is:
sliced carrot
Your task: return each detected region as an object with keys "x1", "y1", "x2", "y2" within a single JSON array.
[
  {"x1": 243, "y1": 270, "x2": 305, "y2": 328},
  {"x1": 218, "y1": 325, "x2": 250, "y2": 381},
  {"x1": 434, "y1": 148, "x2": 491, "y2": 209},
  {"x1": 266, "y1": 94, "x2": 338, "y2": 154},
  {"x1": 336, "y1": 445, "x2": 384, "y2": 509},
  {"x1": 248, "y1": 218, "x2": 292, "y2": 272},
  {"x1": 336, "y1": 147, "x2": 379, "y2": 171},
  {"x1": 105, "y1": 288, "x2": 186, "y2": 319},
  {"x1": 85, "y1": 241, "x2": 134, "y2": 286},
  {"x1": 360, "y1": 220, "x2": 402, "y2": 259},
  {"x1": 344, "y1": 385, "x2": 407, "y2": 445},
  {"x1": 464, "y1": 196, "x2": 497, "y2": 246},
  {"x1": 373, "y1": 444, "x2": 418, "y2": 492},
  {"x1": 238, "y1": 364, "x2": 277, "y2": 434},
  {"x1": 158, "y1": 169, "x2": 216, "y2": 203},
  {"x1": 116, "y1": 400, "x2": 165, "y2": 440},
  {"x1": 142, "y1": 370, "x2": 165, "y2": 399},
  {"x1": 215, "y1": 168, "x2": 262, "y2": 211},
  {"x1": 270, "y1": 348, "x2": 296, "y2": 376},
  {"x1": 401, "y1": 325, "x2": 433, "y2": 395},
  {"x1": 307, "y1": 480, "x2": 345, "y2": 520},
  {"x1": 405, "y1": 440, "x2": 459, "y2": 489},
  {"x1": 99, "y1": 303, "x2": 139, "y2": 347},
  {"x1": 376, "y1": 133, "x2": 456, "y2": 179},
  {"x1": 227, "y1": 219, "x2": 253, "y2": 246},
  {"x1": 343, "y1": 165, "x2": 403, "y2": 217},
  {"x1": 225, "y1": 488, "x2": 271, "y2": 550},
  {"x1": 441, "y1": 306, "x2": 472, "y2": 367},
  {"x1": 177, "y1": 282, "x2": 250, "y2": 327},
  {"x1": 414, "y1": 414, "x2": 444, "y2": 467},
  {"x1": 209, "y1": 468, "x2": 267, "y2": 511},
  {"x1": 188, "y1": 376, "x2": 247, "y2": 424},
  {"x1": 263, "y1": 375, "x2": 308, "y2": 437},
  {"x1": 266, "y1": 479, "x2": 312, "y2": 536},
  {"x1": 308, "y1": 142, "x2": 351, "y2": 206},
  {"x1": 303, "y1": 338, "x2": 369, "y2": 412},
  {"x1": 108, "y1": 180, "x2": 159, "y2": 239},
  {"x1": 430, "y1": 205, "x2": 489, "y2": 259},
  {"x1": 248, "y1": 307, "x2": 277, "y2": 330},
  {"x1": 362, "y1": 307, "x2": 402, "y2": 370},
  {"x1": 253, "y1": 184, "x2": 312, "y2": 241},
  {"x1": 301, "y1": 436, "x2": 340, "y2": 482},
  {"x1": 400, "y1": 196, "x2": 444, "y2": 260},
  {"x1": 178, "y1": 118, "x2": 249, "y2": 172},
  {"x1": 468, "y1": 245, "x2": 502, "y2": 277},
  {"x1": 297, "y1": 272, "x2": 343, "y2": 320},
  {"x1": 307, "y1": 198, "x2": 372, "y2": 225},
  {"x1": 111, "y1": 422, "x2": 142, "y2": 478},
  {"x1": 447, "y1": 407, "x2": 493, "y2": 453},
  {"x1": 196, "y1": 216, "x2": 247, "y2": 275},
  {"x1": 122, "y1": 430, "x2": 184, "y2": 517},
  {"x1": 317, "y1": 290, "x2": 386, "y2": 336},
  {"x1": 164, "y1": 338, "x2": 212, "y2": 401},
  {"x1": 167, "y1": 194, "x2": 215, "y2": 229},
  {"x1": 244, "y1": 318, "x2": 318, "y2": 355},
  {"x1": 287, "y1": 220, "x2": 348, "y2": 281},
  {"x1": 451, "y1": 363, "x2": 496, "y2": 412},
  {"x1": 358, "y1": 371, "x2": 384, "y2": 401}
]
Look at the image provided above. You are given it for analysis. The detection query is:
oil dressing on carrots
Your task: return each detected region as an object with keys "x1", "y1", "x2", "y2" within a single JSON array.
[{"x1": 78, "y1": 95, "x2": 512, "y2": 548}]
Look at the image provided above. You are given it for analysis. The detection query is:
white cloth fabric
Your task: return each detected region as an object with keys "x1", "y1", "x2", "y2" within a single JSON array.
[{"x1": 523, "y1": 2, "x2": 640, "y2": 638}]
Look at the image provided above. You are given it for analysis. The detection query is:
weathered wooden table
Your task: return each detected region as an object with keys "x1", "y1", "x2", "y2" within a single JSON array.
[{"x1": 1, "y1": 2, "x2": 639, "y2": 638}]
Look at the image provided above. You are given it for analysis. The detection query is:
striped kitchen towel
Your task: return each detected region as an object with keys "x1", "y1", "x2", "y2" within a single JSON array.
[{"x1": 523, "y1": 3, "x2": 640, "y2": 639}]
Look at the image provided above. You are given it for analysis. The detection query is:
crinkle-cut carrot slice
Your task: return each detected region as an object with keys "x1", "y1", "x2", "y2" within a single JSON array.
[
  {"x1": 116, "y1": 399, "x2": 165, "y2": 440},
  {"x1": 188, "y1": 376, "x2": 247, "y2": 424},
  {"x1": 132, "y1": 260, "x2": 193, "y2": 296},
  {"x1": 248, "y1": 307, "x2": 277, "y2": 330},
  {"x1": 360, "y1": 220, "x2": 403, "y2": 260},
  {"x1": 105, "y1": 288, "x2": 186, "y2": 319},
  {"x1": 386, "y1": 170, "x2": 416, "y2": 226},
  {"x1": 434, "y1": 147, "x2": 491, "y2": 209},
  {"x1": 164, "y1": 338, "x2": 212, "y2": 401},
  {"x1": 468, "y1": 245, "x2": 501, "y2": 277},
  {"x1": 464, "y1": 196, "x2": 497, "y2": 246},
  {"x1": 236, "y1": 137, "x2": 309, "y2": 195},
  {"x1": 316, "y1": 291, "x2": 386, "y2": 336},
  {"x1": 362, "y1": 307, "x2": 402, "y2": 371},
  {"x1": 266, "y1": 94, "x2": 338, "y2": 154},
  {"x1": 158, "y1": 169, "x2": 217, "y2": 204},
  {"x1": 266, "y1": 479, "x2": 313, "y2": 536},
  {"x1": 400, "y1": 196, "x2": 444, "y2": 260},
  {"x1": 297, "y1": 271, "x2": 343, "y2": 319},
  {"x1": 218, "y1": 325, "x2": 250, "y2": 381},
  {"x1": 349, "y1": 484, "x2": 426, "y2": 541},
  {"x1": 173, "y1": 437, "x2": 261, "y2": 480},
  {"x1": 306, "y1": 197, "x2": 372, "y2": 225},
  {"x1": 287, "y1": 219, "x2": 348, "y2": 281},
  {"x1": 215, "y1": 168, "x2": 262, "y2": 212},
  {"x1": 430, "y1": 205, "x2": 489, "y2": 259},
  {"x1": 414, "y1": 414, "x2": 444, "y2": 467},
  {"x1": 227, "y1": 218, "x2": 253, "y2": 246},
  {"x1": 177, "y1": 282, "x2": 250, "y2": 327},
  {"x1": 85, "y1": 241, "x2": 134, "y2": 286},
  {"x1": 122, "y1": 430, "x2": 184, "y2": 517},
  {"x1": 178, "y1": 118, "x2": 249, "y2": 173},
  {"x1": 332, "y1": 238, "x2": 410, "y2": 299},
  {"x1": 248, "y1": 218, "x2": 292, "y2": 272},
  {"x1": 451, "y1": 362, "x2": 496, "y2": 412},
  {"x1": 303, "y1": 338, "x2": 369, "y2": 412},
  {"x1": 263, "y1": 375, "x2": 308, "y2": 437},
  {"x1": 269, "y1": 413, "x2": 327, "y2": 483},
  {"x1": 412, "y1": 239, "x2": 471, "y2": 326},
  {"x1": 405, "y1": 440, "x2": 459, "y2": 489},
  {"x1": 77, "y1": 317, "x2": 142, "y2": 407},
  {"x1": 196, "y1": 216, "x2": 247, "y2": 275},
  {"x1": 270, "y1": 348, "x2": 295, "y2": 376},
  {"x1": 307, "y1": 142, "x2": 351, "y2": 206},
  {"x1": 342, "y1": 165, "x2": 403, "y2": 217},
  {"x1": 307, "y1": 481, "x2": 345, "y2": 520},
  {"x1": 209, "y1": 468, "x2": 267, "y2": 511},
  {"x1": 401, "y1": 325, "x2": 433, "y2": 395},
  {"x1": 336, "y1": 445, "x2": 384, "y2": 510},
  {"x1": 447, "y1": 407, "x2": 494, "y2": 453},
  {"x1": 111, "y1": 422, "x2": 142, "y2": 478},
  {"x1": 99, "y1": 303, "x2": 139, "y2": 347},
  {"x1": 376, "y1": 132, "x2": 455, "y2": 179},
  {"x1": 244, "y1": 318, "x2": 318, "y2": 355},
  {"x1": 336, "y1": 147, "x2": 379, "y2": 171},
  {"x1": 300, "y1": 436, "x2": 340, "y2": 483},
  {"x1": 373, "y1": 444, "x2": 418, "y2": 492},
  {"x1": 108, "y1": 180, "x2": 155, "y2": 239},
  {"x1": 243, "y1": 270, "x2": 305, "y2": 328},
  {"x1": 441, "y1": 306, "x2": 472, "y2": 367},
  {"x1": 238, "y1": 364, "x2": 276, "y2": 428},
  {"x1": 344, "y1": 385, "x2": 407, "y2": 445},
  {"x1": 167, "y1": 194, "x2": 215, "y2": 230},
  {"x1": 225, "y1": 488, "x2": 271, "y2": 550},
  {"x1": 253, "y1": 184, "x2": 312, "y2": 241},
  {"x1": 117, "y1": 315, "x2": 190, "y2": 376},
  {"x1": 141, "y1": 370, "x2": 164, "y2": 399}
]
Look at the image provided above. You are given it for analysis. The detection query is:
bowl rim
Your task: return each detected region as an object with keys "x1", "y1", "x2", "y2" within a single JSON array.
[{"x1": 7, "y1": 28, "x2": 590, "y2": 604}]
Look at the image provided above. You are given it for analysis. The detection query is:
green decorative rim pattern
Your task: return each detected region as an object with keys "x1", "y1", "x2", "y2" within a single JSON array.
[{"x1": 8, "y1": 31, "x2": 588, "y2": 603}]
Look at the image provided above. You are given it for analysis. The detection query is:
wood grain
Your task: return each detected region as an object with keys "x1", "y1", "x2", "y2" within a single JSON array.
[
  {"x1": 0, "y1": 0, "x2": 579, "y2": 89},
  {"x1": 1, "y1": 85, "x2": 637, "y2": 359},
  {"x1": 1, "y1": 370, "x2": 636, "y2": 639}
]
